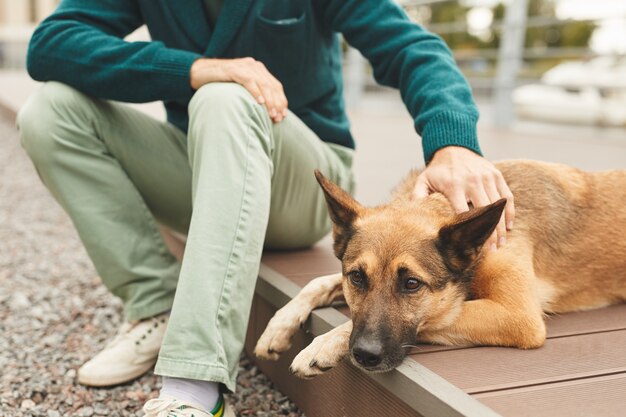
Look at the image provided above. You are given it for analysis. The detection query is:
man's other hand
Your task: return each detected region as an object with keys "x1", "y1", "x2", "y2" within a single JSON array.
[{"x1": 190, "y1": 57, "x2": 288, "y2": 123}]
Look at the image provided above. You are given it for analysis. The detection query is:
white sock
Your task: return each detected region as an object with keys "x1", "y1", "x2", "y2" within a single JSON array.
[{"x1": 160, "y1": 377, "x2": 220, "y2": 412}]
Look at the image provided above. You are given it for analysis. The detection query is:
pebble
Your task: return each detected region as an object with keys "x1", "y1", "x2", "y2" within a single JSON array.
[
  {"x1": 0, "y1": 111, "x2": 305, "y2": 417},
  {"x1": 78, "y1": 406, "x2": 95, "y2": 416},
  {"x1": 20, "y1": 399, "x2": 35, "y2": 410},
  {"x1": 10, "y1": 292, "x2": 31, "y2": 310},
  {"x1": 30, "y1": 391, "x2": 45, "y2": 404},
  {"x1": 93, "y1": 402, "x2": 109, "y2": 415}
]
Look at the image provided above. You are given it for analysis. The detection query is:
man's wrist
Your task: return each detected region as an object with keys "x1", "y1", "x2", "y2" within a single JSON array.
[
  {"x1": 190, "y1": 58, "x2": 228, "y2": 90},
  {"x1": 430, "y1": 145, "x2": 478, "y2": 163}
]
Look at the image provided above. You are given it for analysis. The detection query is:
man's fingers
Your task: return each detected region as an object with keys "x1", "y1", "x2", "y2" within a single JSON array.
[
  {"x1": 260, "y1": 82, "x2": 280, "y2": 122},
  {"x1": 255, "y1": 63, "x2": 284, "y2": 123},
  {"x1": 467, "y1": 186, "x2": 497, "y2": 250},
  {"x1": 467, "y1": 185, "x2": 491, "y2": 211},
  {"x1": 271, "y1": 79, "x2": 288, "y2": 120},
  {"x1": 496, "y1": 174, "x2": 515, "y2": 230},
  {"x1": 254, "y1": 69, "x2": 276, "y2": 116},
  {"x1": 484, "y1": 179, "x2": 507, "y2": 247},
  {"x1": 412, "y1": 176, "x2": 431, "y2": 199},
  {"x1": 243, "y1": 79, "x2": 265, "y2": 105},
  {"x1": 446, "y1": 188, "x2": 470, "y2": 214},
  {"x1": 414, "y1": 147, "x2": 515, "y2": 253},
  {"x1": 265, "y1": 84, "x2": 284, "y2": 123},
  {"x1": 232, "y1": 59, "x2": 287, "y2": 123}
]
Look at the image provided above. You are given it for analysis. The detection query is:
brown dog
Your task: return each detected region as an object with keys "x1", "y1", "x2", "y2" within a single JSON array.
[{"x1": 254, "y1": 160, "x2": 626, "y2": 378}]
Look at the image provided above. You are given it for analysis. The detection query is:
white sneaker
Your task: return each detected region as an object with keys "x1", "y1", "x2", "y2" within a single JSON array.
[
  {"x1": 77, "y1": 313, "x2": 169, "y2": 387},
  {"x1": 143, "y1": 395, "x2": 235, "y2": 417}
]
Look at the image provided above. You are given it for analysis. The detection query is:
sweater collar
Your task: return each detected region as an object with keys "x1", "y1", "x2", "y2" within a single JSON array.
[
  {"x1": 168, "y1": 0, "x2": 254, "y2": 57},
  {"x1": 168, "y1": 0, "x2": 210, "y2": 52},
  {"x1": 205, "y1": 0, "x2": 254, "y2": 57}
]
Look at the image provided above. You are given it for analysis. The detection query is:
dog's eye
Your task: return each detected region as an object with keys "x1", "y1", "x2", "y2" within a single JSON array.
[
  {"x1": 404, "y1": 278, "x2": 422, "y2": 292},
  {"x1": 348, "y1": 270, "x2": 364, "y2": 286}
]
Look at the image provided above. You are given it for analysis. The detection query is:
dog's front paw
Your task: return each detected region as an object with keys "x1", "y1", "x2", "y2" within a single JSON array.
[
  {"x1": 254, "y1": 305, "x2": 308, "y2": 360},
  {"x1": 289, "y1": 330, "x2": 349, "y2": 379}
]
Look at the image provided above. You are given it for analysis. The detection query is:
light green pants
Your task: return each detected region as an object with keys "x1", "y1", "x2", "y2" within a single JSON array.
[{"x1": 16, "y1": 81, "x2": 354, "y2": 391}]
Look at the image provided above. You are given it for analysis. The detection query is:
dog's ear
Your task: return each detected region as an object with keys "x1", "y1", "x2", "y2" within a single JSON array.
[
  {"x1": 437, "y1": 198, "x2": 507, "y2": 271},
  {"x1": 315, "y1": 170, "x2": 363, "y2": 259}
]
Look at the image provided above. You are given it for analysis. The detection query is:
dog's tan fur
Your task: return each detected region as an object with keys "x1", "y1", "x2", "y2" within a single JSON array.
[{"x1": 255, "y1": 160, "x2": 626, "y2": 378}]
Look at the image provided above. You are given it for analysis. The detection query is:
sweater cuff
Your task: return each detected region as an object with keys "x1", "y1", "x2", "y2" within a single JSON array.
[
  {"x1": 420, "y1": 111, "x2": 482, "y2": 163},
  {"x1": 155, "y1": 49, "x2": 202, "y2": 99}
]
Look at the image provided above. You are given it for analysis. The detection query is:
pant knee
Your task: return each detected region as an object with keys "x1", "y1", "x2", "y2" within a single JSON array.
[
  {"x1": 188, "y1": 82, "x2": 273, "y2": 152},
  {"x1": 188, "y1": 82, "x2": 271, "y2": 130},
  {"x1": 189, "y1": 82, "x2": 256, "y2": 113},
  {"x1": 17, "y1": 82, "x2": 90, "y2": 166}
]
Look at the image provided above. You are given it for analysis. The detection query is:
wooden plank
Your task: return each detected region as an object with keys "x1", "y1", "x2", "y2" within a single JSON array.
[
  {"x1": 254, "y1": 263, "x2": 501, "y2": 417},
  {"x1": 473, "y1": 373, "x2": 626, "y2": 417},
  {"x1": 262, "y1": 245, "x2": 340, "y2": 279},
  {"x1": 412, "y1": 330, "x2": 626, "y2": 394},
  {"x1": 544, "y1": 304, "x2": 626, "y2": 337}
]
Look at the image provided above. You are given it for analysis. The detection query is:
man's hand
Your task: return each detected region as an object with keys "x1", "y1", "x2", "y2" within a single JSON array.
[
  {"x1": 413, "y1": 146, "x2": 515, "y2": 250},
  {"x1": 190, "y1": 57, "x2": 288, "y2": 123}
]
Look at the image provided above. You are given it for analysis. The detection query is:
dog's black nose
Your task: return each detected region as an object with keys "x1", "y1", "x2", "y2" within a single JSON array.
[{"x1": 352, "y1": 340, "x2": 383, "y2": 368}]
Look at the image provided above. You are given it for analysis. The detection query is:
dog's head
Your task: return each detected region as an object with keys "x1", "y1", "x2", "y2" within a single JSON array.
[{"x1": 315, "y1": 170, "x2": 505, "y2": 372}]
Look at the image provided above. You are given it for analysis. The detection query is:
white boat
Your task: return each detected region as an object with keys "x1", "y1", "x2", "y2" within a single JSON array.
[{"x1": 512, "y1": 57, "x2": 626, "y2": 126}]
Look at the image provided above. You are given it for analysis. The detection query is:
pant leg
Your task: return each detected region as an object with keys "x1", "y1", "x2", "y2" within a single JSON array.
[
  {"x1": 155, "y1": 83, "x2": 354, "y2": 392},
  {"x1": 16, "y1": 82, "x2": 192, "y2": 320}
]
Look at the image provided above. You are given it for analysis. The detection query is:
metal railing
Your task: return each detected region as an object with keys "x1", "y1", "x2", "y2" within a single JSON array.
[
  {"x1": 493, "y1": 0, "x2": 528, "y2": 127},
  {"x1": 345, "y1": 0, "x2": 626, "y2": 127}
]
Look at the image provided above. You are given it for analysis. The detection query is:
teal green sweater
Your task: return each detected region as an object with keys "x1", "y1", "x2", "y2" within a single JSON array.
[{"x1": 26, "y1": 0, "x2": 481, "y2": 162}]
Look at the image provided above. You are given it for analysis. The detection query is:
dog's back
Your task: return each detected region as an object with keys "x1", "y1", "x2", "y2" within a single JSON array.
[
  {"x1": 496, "y1": 160, "x2": 626, "y2": 312},
  {"x1": 394, "y1": 159, "x2": 626, "y2": 313}
]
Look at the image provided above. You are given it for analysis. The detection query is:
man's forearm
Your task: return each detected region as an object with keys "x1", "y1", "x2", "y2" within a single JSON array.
[
  {"x1": 27, "y1": 0, "x2": 200, "y2": 103},
  {"x1": 319, "y1": 0, "x2": 480, "y2": 162}
]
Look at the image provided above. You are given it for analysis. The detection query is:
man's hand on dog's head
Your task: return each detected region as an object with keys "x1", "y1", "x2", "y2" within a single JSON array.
[{"x1": 412, "y1": 145, "x2": 515, "y2": 250}]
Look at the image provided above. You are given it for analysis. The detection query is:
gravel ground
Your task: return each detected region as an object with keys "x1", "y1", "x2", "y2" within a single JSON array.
[{"x1": 0, "y1": 114, "x2": 304, "y2": 417}]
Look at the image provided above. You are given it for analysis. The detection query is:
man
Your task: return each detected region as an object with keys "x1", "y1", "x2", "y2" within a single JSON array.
[{"x1": 18, "y1": 0, "x2": 515, "y2": 415}]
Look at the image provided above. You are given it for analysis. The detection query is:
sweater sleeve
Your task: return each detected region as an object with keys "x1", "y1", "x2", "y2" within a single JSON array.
[
  {"x1": 26, "y1": 0, "x2": 202, "y2": 103},
  {"x1": 319, "y1": 0, "x2": 482, "y2": 162}
]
